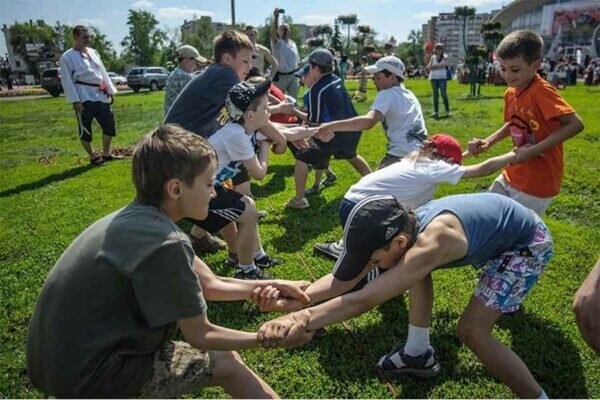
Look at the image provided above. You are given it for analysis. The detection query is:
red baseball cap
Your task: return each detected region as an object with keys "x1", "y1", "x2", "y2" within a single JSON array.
[{"x1": 430, "y1": 133, "x2": 463, "y2": 165}]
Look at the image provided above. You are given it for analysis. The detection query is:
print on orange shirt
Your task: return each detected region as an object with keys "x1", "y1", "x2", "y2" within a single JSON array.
[{"x1": 502, "y1": 75, "x2": 575, "y2": 198}]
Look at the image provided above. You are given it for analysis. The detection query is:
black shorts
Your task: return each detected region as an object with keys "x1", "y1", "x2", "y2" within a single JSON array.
[
  {"x1": 289, "y1": 134, "x2": 360, "y2": 169},
  {"x1": 231, "y1": 165, "x2": 250, "y2": 186},
  {"x1": 187, "y1": 185, "x2": 246, "y2": 233},
  {"x1": 75, "y1": 101, "x2": 116, "y2": 142}
]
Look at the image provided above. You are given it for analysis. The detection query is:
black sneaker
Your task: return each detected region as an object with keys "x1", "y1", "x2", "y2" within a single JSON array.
[
  {"x1": 322, "y1": 171, "x2": 337, "y2": 187},
  {"x1": 234, "y1": 267, "x2": 272, "y2": 280},
  {"x1": 223, "y1": 252, "x2": 238, "y2": 268},
  {"x1": 254, "y1": 254, "x2": 283, "y2": 269},
  {"x1": 313, "y1": 241, "x2": 343, "y2": 260},
  {"x1": 376, "y1": 344, "x2": 441, "y2": 378}
]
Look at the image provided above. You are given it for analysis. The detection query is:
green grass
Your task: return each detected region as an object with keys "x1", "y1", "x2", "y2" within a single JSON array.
[{"x1": 1, "y1": 80, "x2": 599, "y2": 398}]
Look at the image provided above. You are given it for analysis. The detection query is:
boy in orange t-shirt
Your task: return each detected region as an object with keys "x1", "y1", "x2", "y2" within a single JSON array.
[{"x1": 468, "y1": 30, "x2": 584, "y2": 215}]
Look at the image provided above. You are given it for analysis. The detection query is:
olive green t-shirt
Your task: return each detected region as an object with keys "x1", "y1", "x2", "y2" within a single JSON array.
[{"x1": 26, "y1": 201, "x2": 206, "y2": 397}]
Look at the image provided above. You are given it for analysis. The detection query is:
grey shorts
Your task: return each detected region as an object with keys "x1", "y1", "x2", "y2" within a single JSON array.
[{"x1": 139, "y1": 340, "x2": 214, "y2": 398}]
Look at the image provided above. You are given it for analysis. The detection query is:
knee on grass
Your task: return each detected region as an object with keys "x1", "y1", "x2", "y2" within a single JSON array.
[{"x1": 239, "y1": 196, "x2": 259, "y2": 224}]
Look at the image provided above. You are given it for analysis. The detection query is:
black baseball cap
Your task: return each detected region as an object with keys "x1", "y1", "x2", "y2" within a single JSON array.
[
  {"x1": 225, "y1": 79, "x2": 271, "y2": 121},
  {"x1": 332, "y1": 196, "x2": 411, "y2": 281}
]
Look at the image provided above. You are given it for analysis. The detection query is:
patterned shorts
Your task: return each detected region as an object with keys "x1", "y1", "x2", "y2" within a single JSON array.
[
  {"x1": 138, "y1": 340, "x2": 214, "y2": 398},
  {"x1": 474, "y1": 214, "x2": 554, "y2": 314}
]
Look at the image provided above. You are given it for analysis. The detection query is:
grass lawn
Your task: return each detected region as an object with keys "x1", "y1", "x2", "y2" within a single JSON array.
[{"x1": 1, "y1": 79, "x2": 599, "y2": 398}]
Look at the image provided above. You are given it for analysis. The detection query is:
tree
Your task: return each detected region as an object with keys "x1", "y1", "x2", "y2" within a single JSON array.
[
  {"x1": 181, "y1": 16, "x2": 215, "y2": 61},
  {"x1": 120, "y1": 9, "x2": 167, "y2": 66},
  {"x1": 481, "y1": 21, "x2": 504, "y2": 61},
  {"x1": 337, "y1": 14, "x2": 358, "y2": 55},
  {"x1": 331, "y1": 19, "x2": 343, "y2": 53},
  {"x1": 454, "y1": 6, "x2": 476, "y2": 58},
  {"x1": 8, "y1": 20, "x2": 60, "y2": 76}
]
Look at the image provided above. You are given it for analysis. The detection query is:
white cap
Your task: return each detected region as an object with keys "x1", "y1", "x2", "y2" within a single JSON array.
[{"x1": 364, "y1": 55, "x2": 405, "y2": 78}]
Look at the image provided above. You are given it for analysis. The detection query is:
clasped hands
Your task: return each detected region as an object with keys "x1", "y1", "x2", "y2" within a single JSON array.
[{"x1": 250, "y1": 280, "x2": 316, "y2": 349}]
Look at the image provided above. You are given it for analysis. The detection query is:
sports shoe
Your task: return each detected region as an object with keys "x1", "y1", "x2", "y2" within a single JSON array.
[
  {"x1": 445, "y1": 110, "x2": 452, "y2": 117},
  {"x1": 189, "y1": 233, "x2": 227, "y2": 255},
  {"x1": 254, "y1": 254, "x2": 283, "y2": 269},
  {"x1": 305, "y1": 185, "x2": 322, "y2": 195},
  {"x1": 224, "y1": 252, "x2": 238, "y2": 268},
  {"x1": 285, "y1": 197, "x2": 310, "y2": 209},
  {"x1": 377, "y1": 344, "x2": 441, "y2": 378},
  {"x1": 429, "y1": 112, "x2": 439, "y2": 119},
  {"x1": 322, "y1": 171, "x2": 337, "y2": 187},
  {"x1": 314, "y1": 241, "x2": 343, "y2": 260},
  {"x1": 234, "y1": 267, "x2": 272, "y2": 280},
  {"x1": 258, "y1": 210, "x2": 268, "y2": 219}
]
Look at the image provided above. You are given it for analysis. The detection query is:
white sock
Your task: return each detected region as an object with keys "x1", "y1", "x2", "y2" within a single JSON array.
[
  {"x1": 404, "y1": 324, "x2": 430, "y2": 356},
  {"x1": 538, "y1": 390, "x2": 548, "y2": 399},
  {"x1": 238, "y1": 263, "x2": 258, "y2": 272},
  {"x1": 254, "y1": 248, "x2": 266, "y2": 259}
]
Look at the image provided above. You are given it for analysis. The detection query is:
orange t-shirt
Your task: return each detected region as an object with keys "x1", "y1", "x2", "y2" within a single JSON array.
[{"x1": 502, "y1": 75, "x2": 575, "y2": 198}]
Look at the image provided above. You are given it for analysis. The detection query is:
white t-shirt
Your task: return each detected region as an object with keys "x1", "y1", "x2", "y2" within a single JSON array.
[
  {"x1": 429, "y1": 54, "x2": 448, "y2": 80},
  {"x1": 271, "y1": 38, "x2": 299, "y2": 73},
  {"x1": 208, "y1": 122, "x2": 256, "y2": 185},
  {"x1": 370, "y1": 85, "x2": 427, "y2": 157},
  {"x1": 344, "y1": 157, "x2": 465, "y2": 208}
]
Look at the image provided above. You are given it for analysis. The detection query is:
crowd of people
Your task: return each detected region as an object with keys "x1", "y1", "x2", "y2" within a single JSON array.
[{"x1": 23, "y1": 18, "x2": 599, "y2": 400}]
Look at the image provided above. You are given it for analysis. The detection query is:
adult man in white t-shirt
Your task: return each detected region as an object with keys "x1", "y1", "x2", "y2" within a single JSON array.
[
  {"x1": 270, "y1": 8, "x2": 300, "y2": 99},
  {"x1": 317, "y1": 56, "x2": 427, "y2": 169},
  {"x1": 60, "y1": 25, "x2": 119, "y2": 166}
]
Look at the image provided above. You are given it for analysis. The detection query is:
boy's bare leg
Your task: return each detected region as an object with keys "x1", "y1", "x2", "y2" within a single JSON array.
[
  {"x1": 209, "y1": 351, "x2": 278, "y2": 399},
  {"x1": 457, "y1": 297, "x2": 543, "y2": 398},
  {"x1": 220, "y1": 223, "x2": 238, "y2": 255},
  {"x1": 234, "y1": 181, "x2": 252, "y2": 196},
  {"x1": 294, "y1": 160, "x2": 309, "y2": 200},
  {"x1": 408, "y1": 274, "x2": 434, "y2": 328},
  {"x1": 236, "y1": 197, "x2": 259, "y2": 265},
  {"x1": 348, "y1": 155, "x2": 372, "y2": 177}
]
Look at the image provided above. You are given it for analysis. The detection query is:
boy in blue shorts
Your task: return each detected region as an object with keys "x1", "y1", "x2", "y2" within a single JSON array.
[
  {"x1": 259, "y1": 193, "x2": 554, "y2": 398},
  {"x1": 285, "y1": 49, "x2": 371, "y2": 209}
]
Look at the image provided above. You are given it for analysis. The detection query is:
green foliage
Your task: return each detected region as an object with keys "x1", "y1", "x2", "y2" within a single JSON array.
[
  {"x1": 120, "y1": 9, "x2": 167, "y2": 66},
  {"x1": 182, "y1": 16, "x2": 216, "y2": 62},
  {"x1": 8, "y1": 20, "x2": 60, "y2": 76},
  {"x1": 331, "y1": 20, "x2": 344, "y2": 53},
  {"x1": 1, "y1": 81, "x2": 599, "y2": 398}
]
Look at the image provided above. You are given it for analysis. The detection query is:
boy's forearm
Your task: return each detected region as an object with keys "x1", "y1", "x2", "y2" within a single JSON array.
[
  {"x1": 304, "y1": 273, "x2": 360, "y2": 305},
  {"x1": 485, "y1": 123, "x2": 511, "y2": 147},
  {"x1": 326, "y1": 116, "x2": 376, "y2": 133},
  {"x1": 195, "y1": 324, "x2": 260, "y2": 350},
  {"x1": 526, "y1": 115, "x2": 583, "y2": 157}
]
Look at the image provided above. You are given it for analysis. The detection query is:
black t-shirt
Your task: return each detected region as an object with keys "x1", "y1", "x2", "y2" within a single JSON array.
[
  {"x1": 164, "y1": 63, "x2": 240, "y2": 137},
  {"x1": 26, "y1": 201, "x2": 206, "y2": 397}
]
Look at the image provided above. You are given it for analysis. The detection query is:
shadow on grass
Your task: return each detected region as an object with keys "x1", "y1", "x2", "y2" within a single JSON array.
[
  {"x1": 311, "y1": 304, "x2": 587, "y2": 398},
  {"x1": 456, "y1": 94, "x2": 505, "y2": 101},
  {"x1": 252, "y1": 164, "x2": 293, "y2": 199},
  {"x1": 0, "y1": 164, "x2": 95, "y2": 198},
  {"x1": 268, "y1": 195, "x2": 342, "y2": 252}
]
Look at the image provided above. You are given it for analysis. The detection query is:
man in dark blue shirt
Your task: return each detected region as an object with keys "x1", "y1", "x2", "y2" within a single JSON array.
[{"x1": 285, "y1": 49, "x2": 371, "y2": 209}]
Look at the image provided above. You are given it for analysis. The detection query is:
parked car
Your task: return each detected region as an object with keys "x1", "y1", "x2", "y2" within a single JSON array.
[
  {"x1": 126, "y1": 67, "x2": 169, "y2": 92},
  {"x1": 41, "y1": 68, "x2": 62, "y2": 97},
  {"x1": 107, "y1": 72, "x2": 127, "y2": 86}
]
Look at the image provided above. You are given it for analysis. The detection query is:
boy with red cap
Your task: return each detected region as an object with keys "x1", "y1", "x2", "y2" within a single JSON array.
[{"x1": 314, "y1": 134, "x2": 516, "y2": 260}]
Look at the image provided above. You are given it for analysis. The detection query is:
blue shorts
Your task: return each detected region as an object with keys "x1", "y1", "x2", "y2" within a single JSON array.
[
  {"x1": 339, "y1": 198, "x2": 357, "y2": 228},
  {"x1": 474, "y1": 214, "x2": 554, "y2": 313}
]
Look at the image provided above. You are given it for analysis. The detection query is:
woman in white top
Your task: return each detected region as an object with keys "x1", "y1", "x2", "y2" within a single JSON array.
[{"x1": 427, "y1": 43, "x2": 451, "y2": 118}]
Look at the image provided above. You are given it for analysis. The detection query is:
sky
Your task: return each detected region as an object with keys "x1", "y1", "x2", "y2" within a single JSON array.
[{"x1": 1, "y1": 0, "x2": 508, "y2": 55}]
